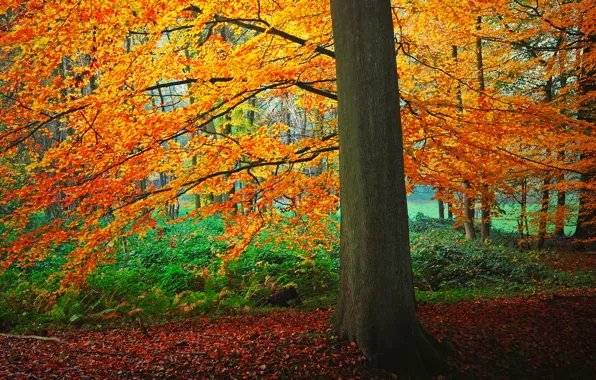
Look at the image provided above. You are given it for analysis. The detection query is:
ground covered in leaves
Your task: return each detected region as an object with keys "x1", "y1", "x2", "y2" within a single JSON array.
[{"x1": 1, "y1": 289, "x2": 594, "y2": 379}]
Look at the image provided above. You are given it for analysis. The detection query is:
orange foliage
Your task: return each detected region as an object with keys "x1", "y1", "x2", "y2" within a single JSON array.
[{"x1": 0, "y1": 0, "x2": 594, "y2": 286}]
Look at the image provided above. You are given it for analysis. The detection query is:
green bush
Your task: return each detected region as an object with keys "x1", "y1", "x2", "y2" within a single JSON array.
[{"x1": 411, "y1": 215, "x2": 549, "y2": 291}]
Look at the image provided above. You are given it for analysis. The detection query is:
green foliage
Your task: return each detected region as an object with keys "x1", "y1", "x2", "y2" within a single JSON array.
[
  {"x1": 411, "y1": 215, "x2": 543, "y2": 291},
  {"x1": 409, "y1": 214, "x2": 592, "y2": 293},
  {"x1": 1, "y1": 213, "x2": 593, "y2": 333},
  {"x1": 0, "y1": 215, "x2": 340, "y2": 332},
  {"x1": 409, "y1": 212, "x2": 456, "y2": 233}
]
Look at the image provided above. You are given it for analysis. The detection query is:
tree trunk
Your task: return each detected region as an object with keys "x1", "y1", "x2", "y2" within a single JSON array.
[
  {"x1": 537, "y1": 176, "x2": 550, "y2": 249},
  {"x1": 537, "y1": 79, "x2": 554, "y2": 248},
  {"x1": 574, "y1": 32, "x2": 596, "y2": 246},
  {"x1": 518, "y1": 179, "x2": 531, "y2": 250},
  {"x1": 480, "y1": 201, "x2": 490, "y2": 241},
  {"x1": 476, "y1": 18, "x2": 490, "y2": 241},
  {"x1": 463, "y1": 181, "x2": 476, "y2": 240},
  {"x1": 192, "y1": 150, "x2": 201, "y2": 209},
  {"x1": 554, "y1": 151, "x2": 566, "y2": 236},
  {"x1": 331, "y1": 1, "x2": 446, "y2": 376},
  {"x1": 554, "y1": 65, "x2": 568, "y2": 237},
  {"x1": 452, "y1": 45, "x2": 472, "y2": 237},
  {"x1": 438, "y1": 199, "x2": 445, "y2": 220}
]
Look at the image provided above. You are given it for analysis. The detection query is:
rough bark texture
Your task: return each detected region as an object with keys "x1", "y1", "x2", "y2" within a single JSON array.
[
  {"x1": 330, "y1": 1, "x2": 446, "y2": 376},
  {"x1": 574, "y1": 32, "x2": 596, "y2": 246}
]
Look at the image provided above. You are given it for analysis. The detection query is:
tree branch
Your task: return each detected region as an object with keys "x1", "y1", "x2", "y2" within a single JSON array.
[{"x1": 209, "y1": 15, "x2": 335, "y2": 59}]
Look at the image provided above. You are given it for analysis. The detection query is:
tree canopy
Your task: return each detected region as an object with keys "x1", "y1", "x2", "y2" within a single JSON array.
[{"x1": 1, "y1": 0, "x2": 595, "y2": 287}]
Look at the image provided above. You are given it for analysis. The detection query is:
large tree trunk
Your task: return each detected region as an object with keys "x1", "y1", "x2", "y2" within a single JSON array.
[
  {"x1": 331, "y1": 1, "x2": 446, "y2": 376},
  {"x1": 574, "y1": 32, "x2": 596, "y2": 246}
]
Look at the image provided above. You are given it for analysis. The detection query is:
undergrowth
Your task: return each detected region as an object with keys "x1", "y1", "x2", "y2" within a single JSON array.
[{"x1": 0, "y1": 213, "x2": 593, "y2": 333}]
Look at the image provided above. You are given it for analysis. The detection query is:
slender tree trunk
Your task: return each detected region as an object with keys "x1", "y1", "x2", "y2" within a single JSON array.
[
  {"x1": 537, "y1": 176, "x2": 550, "y2": 249},
  {"x1": 554, "y1": 64, "x2": 568, "y2": 237},
  {"x1": 453, "y1": 45, "x2": 473, "y2": 238},
  {"x1": 437, "y1": 187, "x2": 445, "y2": 219},
  {"x1": 223, "y1": 114, "x2": 237, "y2": 210},
  {"x1": 205, "y1": 121, "x2": 220, "y2": 204},
  {"x1": 184, "y1": 49, "x2": 201, "y2": 211},
  {"x1": 463, "y1": 181, "x2": 476, "y2": 240},
  {"x1": 536, "y1": 78, "x2": 555, "y2": 247},
  {"x1": 480, "y1": 197, "x2": 490, "y2": 241},
  {"x1": 518, "y1": 179, "x2": 531, "y2": 250},
  {"x1": 331, "y1": 0, "x2": 446, "y2": 376},
  {"x1": 192, "y1": 154, "x2": 201, "y2": 209},
  {"x1": 476, "y1": 17, "x2": 491, "y2": 241},
  {"x1": 446, "y1": 191, "x2": 453, "y2": 220},
  {"x1": 554, "y1": 164, "x2": 566, "y2": 237}
]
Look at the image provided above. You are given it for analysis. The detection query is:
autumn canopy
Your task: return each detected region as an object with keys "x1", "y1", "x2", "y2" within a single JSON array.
[{"x1": 1, "y1": 0, "x2": 595, "y2": 285}]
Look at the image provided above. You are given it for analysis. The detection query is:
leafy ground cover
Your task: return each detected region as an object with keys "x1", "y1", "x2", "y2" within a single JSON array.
[
  {"x1": 1, "y1": 214, "x2": 593, "y2": 334},
  {"x1": 1, "y1": 289, "x2": 594, "y2": 379}
]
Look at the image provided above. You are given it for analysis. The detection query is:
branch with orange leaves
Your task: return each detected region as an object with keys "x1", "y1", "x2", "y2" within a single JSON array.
[{"x1": 115, "y1": 137, "x2": 339, "y2": 212}]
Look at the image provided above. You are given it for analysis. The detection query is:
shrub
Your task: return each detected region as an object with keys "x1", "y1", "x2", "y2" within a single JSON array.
[{"x1": 410, "y1": 216, "x2": 549, "y2": 291}]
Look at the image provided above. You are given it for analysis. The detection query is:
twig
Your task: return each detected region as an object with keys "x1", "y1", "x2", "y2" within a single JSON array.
[{"x1": 0, "y1": 333, "x2": 63, "y2": 343}]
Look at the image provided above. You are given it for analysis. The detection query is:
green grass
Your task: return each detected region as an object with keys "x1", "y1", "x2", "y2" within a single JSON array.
[{"x1": 407, "y1": 200, "x2": 577, "y2": 236}]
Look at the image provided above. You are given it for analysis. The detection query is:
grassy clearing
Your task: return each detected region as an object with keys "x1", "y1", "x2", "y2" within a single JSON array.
[{"x1": 408, "y1": 199, "x2": 577, "y2": 235}]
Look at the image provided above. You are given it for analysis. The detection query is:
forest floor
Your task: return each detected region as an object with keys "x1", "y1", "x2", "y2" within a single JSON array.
[{"x1": 1, "y1": 250, "x2": 594, "y2": 379}]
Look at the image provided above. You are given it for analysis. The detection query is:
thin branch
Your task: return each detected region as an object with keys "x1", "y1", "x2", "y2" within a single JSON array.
[
  {"x1": 295, "y1": 81, "x2": 337, "y2": 100},
  {"x1": 1, "y1": 105, "x2": 89, "y2": 152},
  {"x1": 210, "y1": 15, "x2": 335, "y2": 59},
  {"x1": 0, "y1": 333, "x2": 63, "y2": 343}
]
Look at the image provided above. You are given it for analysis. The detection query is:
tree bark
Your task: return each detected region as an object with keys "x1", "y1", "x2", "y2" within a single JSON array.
[
  {"x1": 480, "y1": 191, "x2": 490, "y2": 241},
  {"x1": 463, "y1": 181, "x2": 476, "y2": 240},
  {"x1": 537, "y1": 176, "x2": 550, "y2": 249},
  {"x1": 518, "y1": 179, "x2": 531, "y2": 250},
  {"x1": 574, "y1": 32, "x2": 596, "y2": 246},
  {"x1": 554, "y1": 166, "x2": 566, "y2": 237},
  {"x1": 331, "y1": 1, "x2": 446, "y2": 376},
  {"x1": 452, "y1": 45, "x2": 473, "y2": 239},
  {"x1": 554, "y1": 67, "x2": 568, "y2": 237},
  {"x1": 476, "y1": 17, "x2": 490, "y2": 241}
]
